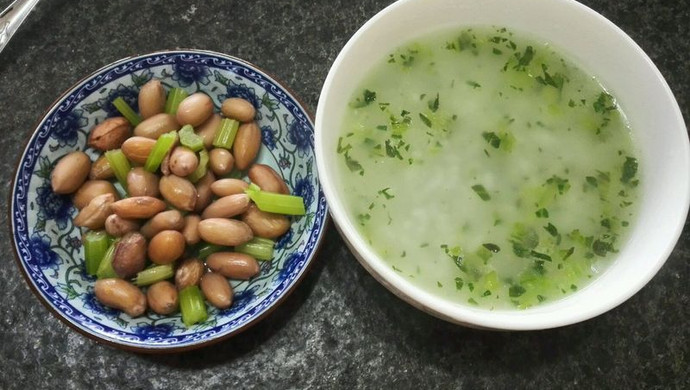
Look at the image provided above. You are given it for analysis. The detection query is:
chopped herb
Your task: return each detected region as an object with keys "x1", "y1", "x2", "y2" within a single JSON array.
[
  {"x1": 437, "y1": 281, "x2": 443, "y2": 288},
  {"x1": 351, "y1": 89, "x2": 377, "y2": 108},
  {"x1": 471, "y1": 184, "x2": 491, "y2": 201},
  {"x1": 535, "y1": 63, "x2": 565, "y2": 90},
  {"x1": 570, "y1": 284, "x2": 578, "y2": 291},
  {"x1": 509, "y1": 285, "x2": 526, "y2": 297},
  {"x1": 428, "y1": 93, "x2": 440, "y2": 112},
  {"x1": 378, "y1": 102, "x2": 390, "y2": 110},
  {"x1": 357, "y1": 213, "x2": 370, "y2": 225},
  {"x1": 568, "y1": 99, "x2": 576, "y2": 107},
  {"x1": 455, "y1": 277, "x2": 464, "y2": 290},
  {"x1": 530, "y1": 250, "x2": 552, "y2": 262},
  {"x1": 482, "y1": 243, "x2": 501, "y2": 253},
  {"x1": 511, "y1": 224, "x2": 539, "y2": 257},
  {"x1": 468, "y1": 282, "x2": 475, "y2": 292},
  {"x1": 378, "y1": 187, "x2": 395, "y2": 200},
  {"x1": 544, "y1": 223, "x2": 558, "y2": 237},
  {"x1": 593, "y1": 92, "x2": 616, "y2": 114},
  {"x1": 419, "y1": 113, "x2": 432, "y2": 128},
  {"x1": 535, "y1": 208, "x2": 549, "y2": 218},
  {"x1": 344, "y1": 153, "x2": 363, "y2": 175},
  {"x1": 592, "y1": 239, "x2": 614, "y2": 257},
  {"x1": 384, "y1": 140, "x2": 403, "y2": 159},
  {"x1": 441, "y1": 244, "x2": 463, "y2": 269},
  {"x1": 601, "y1": 218, "x2": 611, "y2": 229},
  {"x1": 621, "y1": 156, "x2": 638, "y2": 183},
  {"x1": 482, "y1": 131, "x2": 501, "y2": 148},
  {"x1": 466, "y1": 80, "x2": 481, "y2": 89},
  {"x1": 392, "y1": 265, "x2": 402, "y2": 272},
  {"x1": 492, "y1": 48, "x2": 503, "y2": 55},
  {"x1": 546, "y1": 175, "x2": 571, "y2": 195},
  {"x1": 482, "y1": 290, "x2": 492, "y2": 297},
  {"x1": 585, "y1": 176, "x2": 598, "y2": 187},
  {"x1": 376, "y1": 125, "x2": 388, "y2": 131},
  {"x1": 513, "y1": 45, "x2": 535, "y2": 70},
  {"x1": 468, "y1": 298, "x2": 478, "y2": 305}
]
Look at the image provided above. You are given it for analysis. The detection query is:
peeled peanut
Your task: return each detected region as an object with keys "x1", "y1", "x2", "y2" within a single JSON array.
[
  {"x1": 126, "y1": 167, "x2": 160, "y2": 197},
  {"x1": 138, "y1": 79, "x2": 166, "y2": 119},
  {"x1": 94, "y1": 278, "x2": 147, "y2": 317},
  {"x1": 196, "y1": 113, "x2": 221, "y2": 149},
  {"x1": 111, "y1": 196, "x2": 167, "y2": 219},
  {"x1": 201, "y1": 193, "x2": 250, "y2": 219},
  {"x1": 200, "y1": 272, "x2": 233, "y2": 309},
  {"x1": 104, "y1": 214, "x2": 140, "y2": 237},
  {"x1": 175, "y1": 258, "x2": 205, "y2": 290},
  {"x1": 176, "y1": 93, "x2": 213, "y2": 127},
  {"x1": 206, "y1": 252, "x2": 260, "y2": 280},
  {"x1": 147, "y1": 281, "x2": 179, "y2": 315},
  {"x1": 140, "y1": 210, "x2": 185, "y2": 238},
  {"x1": 73, "y1": 180, "x2": 119, "y2": 209},
  {"x1": 169, "y1": 146, "x2": 198, "y2": 177},
  {"x1": 193, "y1": 171, "x2": 215, "y2": 213},
  {"x1": 134, "y1": 113, "x2": 179, "y2": 139},
  {"x1": 121, "y1": 136, "x2": 156, "y2": 164},
  {"x1": 210, "y1": 178, "x2": 249, "y2": 197},
  {"x1": 89, "y1": 155, "x2": 114, "y2": 180},
  {"x1": 232, "y1": 122, "x2": 261, "y2": 170},
  {"x1": 197, "y1": 218, "x2": 253, "y2": 247},
  {"x1": 51, "y1": 151, "x2": 91, "y2": 194},
  {"x1": 248, "y1": 164, "x2": 289, "y2": 194},
  {"x1": 112, "y1": 232, "x2": 147, "y2": 279},
  {"x1": 88, "y1": 117, "x2": 131, "y2": 151},
  {"x1": 148, "y1": 230, "x2": 186, "y2": 264},
  {"x1": 182, "y1": 214, "x2": 201, "y2": 245},
  {"x1": 209, "y1": 148, "x2": 234, "y2": 176},
  {"x1": 73, "y1": 193, "x2": 115, "y2": 230},
  {"x1": 159, "y1": 175, "x2": 197, "y2": 211},
  {"x1": 242, "y1": 204, "x2": 290, "y2": 239},
  {"x1": 221, "y1": 98, "x2": 256, "y2": 122}
]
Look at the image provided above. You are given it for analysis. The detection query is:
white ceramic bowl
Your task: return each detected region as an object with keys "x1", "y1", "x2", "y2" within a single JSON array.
[{"x1": 315, "y1": 0, "x2": 689, "y2": 330}]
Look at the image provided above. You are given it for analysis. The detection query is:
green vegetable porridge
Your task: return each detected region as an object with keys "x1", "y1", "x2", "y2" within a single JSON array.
[{"x1": 336, "y1": 27, "x2": 640, "y2": 310}]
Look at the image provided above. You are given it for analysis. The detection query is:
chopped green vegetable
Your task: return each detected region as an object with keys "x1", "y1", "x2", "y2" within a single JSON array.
[
  {"x1": 235, "y1": 237, "x2": 275, "y2": 261},
  {"x1": 178, "y1": 124, "x2": 204, "y2": 152},
  {"x1": 144, "y1": 131, "x2": 177, "y2": 172},
  {"x1": 213, "y1": 118, "x2": 240, "y2": 149},
  {"x1": 621, "y1": 156, "x2": 638, "y2": 183},
  {"x1": 179, "y1": 286, "x2": 208, "y2": 327},
  {"x1": 104, "y1": 149, "x2": 131, "y2": 192},
  {"x1": 96, "y1": 240, "x2": 119, "y2": 279},
  {"x1": 246, "y1": 183, "x2": 306, "y2": 215},
  {"x1": 164, "y1": 88, "x2": 188, "y2": 115},
  {"x1": 187, "y1": 149, "x2": 209, "y2": 183},
  {"x1": 112, "y1": 97, "x2": 141, "y2": 126},
  {"x1": 83, "y1": 230, "x2": 110, "y2": 276},
  {"x1": 196, "y1": 243, "x2": 225, "y2": 259},
  {"x1": 132, "y1": 264, "x2": 175, "y2": 286}
]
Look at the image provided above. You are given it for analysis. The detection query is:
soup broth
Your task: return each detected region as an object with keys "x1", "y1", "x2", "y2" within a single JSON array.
[{"x1": 336, "y1": 27, "x2": 640, "y2": 309}]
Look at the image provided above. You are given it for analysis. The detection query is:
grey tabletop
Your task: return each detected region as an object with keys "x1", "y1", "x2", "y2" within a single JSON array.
[{"x1": 1, "y1": 0, "x2": 688, "y2": 389}]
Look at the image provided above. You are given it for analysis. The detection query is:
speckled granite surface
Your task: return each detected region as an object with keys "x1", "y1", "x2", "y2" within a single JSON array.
[{"x1": 0, "y1": 0, "x2": 687, "y2": 388}]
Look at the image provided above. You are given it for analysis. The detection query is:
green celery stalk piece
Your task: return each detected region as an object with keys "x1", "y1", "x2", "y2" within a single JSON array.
[
  {"x1": 144, "y1": 131, "x2": 178, "y2": 172},
  {"x1": 196, "y1": 243, "x2": 225, "y2": 259},
  {"x1": 83, "y1": 230, "x2": 110, "y2": 275},
  {"x1": 179, "y1": 285, "x2": 208, "y2": 327},
  {"x1": 178, "y1": 124, "x2": 204, "y2": 152},
  {"x1": 96, "y1": 240, "x2": 119, "y2": 279},
  {"x1": 235, "y1": 237, "x2": 275, "y2": 261},
  {"x1": 187, "y1": 148, "x2": 209, "y2": 183},
  {"x1": 112, "y1": 96, "x2": 142, "y2": 126},
  {"x1": 132, "y1": 264, "x2": 175, "y2": 286},
  {"x1": 212, "y1": 118, "x2": 239, "y2": 149},
  {"x1": 246, "y1": 185, "x2": 306, "y2": 215},
  {"x1": 164, "y1": 88, "x2": 189, "y2": 115},
  {"x1": 104, "y1": 149, "x2": 131, "y2": 193}
]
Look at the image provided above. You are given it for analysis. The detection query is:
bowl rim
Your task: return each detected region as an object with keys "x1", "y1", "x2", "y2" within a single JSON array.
[
  {"x1": 10, "y1": 48, "x2": 329, "y2": 353},
  {"x1": 315, "y1": 0, "x2": 690, "y2": 330}
]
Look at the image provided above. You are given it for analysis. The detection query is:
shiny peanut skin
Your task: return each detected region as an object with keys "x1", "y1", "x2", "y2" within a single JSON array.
[
  {"x1": 121, "y1": 136, "x2": 156, "y2": 164},
  {"x1": 232, "y1": 122, "x2": 261, "y2": 170},
  {"x1": 176, "y1": 92, "x2": 214, "y2": 127},
  {"x1": 208, "y1": 148, "x2": 234, "y2": 176},
  {"x1": 195, "y1": 113, "x2": 221, "y2": 149},
  {"x1": 89, "y1": 155, "x2": 114, "y2": 180},
  {"x1": 138, "y1": 79, "x2": 166, "y2": 119},
  {"x1": 242, "y1": 204, "x2": 291, "y2": 239},
  {"x1": 134, "y1": 113, "x2": 179, "y2": 139},
  {"x1": 88, "y1": 116, "x2": 131, "y2": 151},
  {"x1": 200, "y1": 272, "x2": 233, "y2": 309},
  {"x1": 221, "y1": 97, "x2": 256, "y2": 122},
  {"x1": 169, "y1": 146, "x2": 199, "y2": 177},
  {"x1": 210, "y1": 178, "x2": 249, "y2": 197},
  {"x1": 51, "y1": 151, "x2": 92, "y2": 194},
  {"x1": 73, "y1": 193, "x2": 115, "y2": 230},
  {"x1": 248, "y1": 164, "x2": 290, "y2": 194},
  {"x1": 147, "y1": 281, "x2": 179, "y2": 315},
  {"x1": 159, "y1": 175, "x2": 197, "y2": 212},
  {"x1": 73, "y1": 180, "x2": 119, "y2": 210},
  {"x1": 111, "y1": 196, "x2": 167, "y2": 219},
  {"x1": 206, "y1": 252, "x2": 260, "y2": 280},
  {"x1": 112, "y1": 232, "x2": 147, "y2": 279},
  {"x1": 200, "y1": 193, "x2": 250, "y2": 219},
  {"x1": 175, "y1": 258, "x2": 205, "y2": 290},
  {"x1": 126, "y1": 167, "x2": 160, "y2": 198},
  {"x1": 148, "y1": 230, "x2": 186, "y2": 265},
  {"x1": 197, "y1": 218, "x2": 253, "y2": 246},
  {"x1": 94, "y1": 278, "x2": 147, "y2": 317},
  {"x1": 104, "y1": 214, "x2": 140, "y2": 237},
  {"x1": 140, "y1": 209, "x2": 185, "y2": 238},
  {"x1": 181, "y1": 214, "x2": 201, "y2": 245}
]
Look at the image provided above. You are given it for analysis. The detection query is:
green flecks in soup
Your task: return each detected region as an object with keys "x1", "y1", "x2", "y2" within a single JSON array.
[{"x1": 335, "y1": 27, "x2": 640, "y2": 310}]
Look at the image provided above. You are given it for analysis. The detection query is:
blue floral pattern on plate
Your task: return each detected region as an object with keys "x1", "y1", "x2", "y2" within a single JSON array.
[{"x1": 11, "y1": 50, "x2": 328, "y2": 352}]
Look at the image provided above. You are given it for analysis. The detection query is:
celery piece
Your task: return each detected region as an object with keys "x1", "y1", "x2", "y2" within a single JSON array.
[
  {"x1": 96, "y1": 240, "x2": 119, "y2": 279},
  {"x1": 196, "y1": 243, "x2": 225, "y2": 259},
  {"x1": 246, "y1": 184, "x2": 306, "y2": 215},
  {"x1": 235, "y1": 237, "x2": 275, "y2": 261},
  {"x1": 104, "y1": 149, "x2": 131, "y2": 192},
  {"x1": 112, "y1": 97, "x2": 141, "y2": 126},
  {"x1": 179, "y1": 285, "x2": 208, "y2": 327},
  {"x1": 178, "y1": 124, "x2": 205, "y2": 152},
  {"x1": 83, "y1": 230, "x2": 110, "y2": 275},
  {"x1": 144, "y1": 131, "x2": 178, "y2": 172},
  {"x1": 187, "y1": 148, "x2": 209, "y2": 183},
  {"x1": 164, "y1": 88, "x2": 188, "y2": 115},
  {"x1": 212, "y1": 118, "x2": 239, "y2": 149},
  {"x1": 132, "y1": 264, "x2": 175, "y2": 286}
]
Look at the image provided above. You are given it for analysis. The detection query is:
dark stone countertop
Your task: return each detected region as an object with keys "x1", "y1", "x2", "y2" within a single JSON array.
[{"x1": 0, "y1": 0, "x2": 687, "y2": 389}]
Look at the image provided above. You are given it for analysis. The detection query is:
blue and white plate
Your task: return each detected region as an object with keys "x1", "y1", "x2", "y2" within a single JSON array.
[{"x1": 10, "y1": 50, "x2": 328, "y2": 352}]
